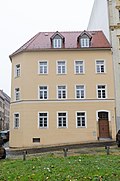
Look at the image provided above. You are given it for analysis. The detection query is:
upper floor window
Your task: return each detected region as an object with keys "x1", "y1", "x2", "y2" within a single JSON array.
[
  {"x1": 38, "y1": 112, "x2": 48, "y2": 128},
  {"x1": 39, "y1": 86, "x2": 48, "y2": 99},
  {"x1": 80, "y1": 38, "x2": 90, "y2": 47},
  {"x1": 76, "y1": 85, "x2": 85, "y2": 99},
  {"x1": 96, "y1": 60, "x2": 105, "y2": 73},
  {"x1": 53, "y1": 39, "x2": 62, "y2": 48},
  {"x1": 57, "y1": 85, "x2": 67, "y2": 99},
  {"x1": 51, "y1": 32, "x2": 64, "y2": 48},
  {"x1": 39, "y1": 61, "x2": 48, "y2": 74},
  {"x1": 76, "y1": 112, "x2": 86, "y2": 128},
  {"x1": 14, "y1": 113, "x2": 20, "y2": 128},
  {"x1": 97, "y1": 85, "x2": 107, "y2": 99},
  {"x1": 75, "y1": 60, "x2": 84, "y2": 74},
  {"x1": 15, "y1": 88, "x2": 20, "y2": 101},
  {"x1": 57, "y1": 61, "x2": 66, "y2": 74},
  {"x1": 15, "y1": 64, "x2": 20, "y2": 77},
  {"x1": 57, "y1": 112, "x2": 68, "y2": 128},
  {"x1": 78, "y1": 31, "x2": 92, "y2": 48}
]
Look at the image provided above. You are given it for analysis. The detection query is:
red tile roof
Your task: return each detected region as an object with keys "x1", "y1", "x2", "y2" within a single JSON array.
[{"x1": 10, "y1": 31, "x2": 111, "y2": 59}]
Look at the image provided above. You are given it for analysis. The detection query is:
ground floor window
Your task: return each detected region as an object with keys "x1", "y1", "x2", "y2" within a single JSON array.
[
  {"x1": 38, "y1": 112, "x2": 48, "y2": 128},
  {"x1": 57, "y1": 112, "x2": 67, "y2": 128},
  {"x1": 76, "y1": 112, "x2": 86, "y2": 128}
]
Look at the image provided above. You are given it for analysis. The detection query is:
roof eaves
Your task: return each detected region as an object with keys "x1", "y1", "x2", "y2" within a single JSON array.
[{"x1": 9, "y1": 32, "x2": 41, "y2": 61}]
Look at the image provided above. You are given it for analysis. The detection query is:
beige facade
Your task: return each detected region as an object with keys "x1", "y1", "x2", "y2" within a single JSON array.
[
  {"x1": 10, "y1": 31, "x2": 116, "y2": 148},
  {"x1": 88, "y1": 0, "x2": 120, "y2": 131}
]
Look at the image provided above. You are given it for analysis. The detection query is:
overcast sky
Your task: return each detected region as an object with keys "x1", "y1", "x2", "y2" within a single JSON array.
[{"x1": 0, "y1": 0, "x2": 94, "y2": 96}]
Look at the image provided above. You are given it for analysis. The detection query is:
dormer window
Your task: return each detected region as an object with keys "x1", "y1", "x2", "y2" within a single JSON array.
[
  {"x1": 53, "y1": 38, "x2": 62, "y2": 48},
  {"x1": 78, "y1": 30, "x2": 92, "y2": 48},
  {"x1": 51, "y1": 31, "x2": 65, "y2": 48},
  {"x1": 80, "y1": 38, "x2": 90, "y2": 47}
]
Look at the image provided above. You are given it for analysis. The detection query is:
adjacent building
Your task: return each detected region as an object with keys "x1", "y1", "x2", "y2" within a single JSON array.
[
  {"x1": 0, "y1": 90, "x2": 10, "y2": 130},
  {"x1": 9, "y1": 30, "x2": 116, "y2": 148},
  {"x1": 88, "y1": 0, "x2": 120, "y2": 131}
]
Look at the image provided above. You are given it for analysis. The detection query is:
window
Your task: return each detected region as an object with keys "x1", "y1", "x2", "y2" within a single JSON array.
[
  {"x1": 38, "y1": 112, "x2": 48, "y2": 128},
  {"x1": 96, "y1": 60, "x2": 105, "y2": 73},
  {"x1": 14, "y1": 113, "x2": 20, "y2": 128},
  {"x1": 76, "y1": 85, "x2": 85, "y2": 99},
  {"x1": 39, "y1": 61, "x2": 48, "y2": 74},
  {"x1": 15, "y1": 64, "x2": 20, "y2": 77},
  {"x1": 75, "y1": 60, "x2": 84, "y2": 74},
  {"x1": 57, "y1": 61, "x2": 66, "y2": 74},
  {"x1": 119, "y1": 10, "x2": 120, "y2": 19},
  {"x1": 57, "y1": 86, "x2": 66, "y2": 99},
  {"x1": 76, "y1": 112, "x2": 86, "y2": 128},
  {"x1": 53, "y1": 39, "x2": 62, "y2": 48},
  {"x1": 15, "y1": 88, "x2": 20, "y2": 101},
  {"x1": 57, "y1": 112, "x2": 67, "y2": 128},
  {"x1": 39, "y1": 86, "x2": 48, "y2": 99},
  {"x1": 97, "y1": 85, "x2": 106, "y2": 99},
  {"x1": 80, "y1": 38, "x2": 90, "y2": 47}
]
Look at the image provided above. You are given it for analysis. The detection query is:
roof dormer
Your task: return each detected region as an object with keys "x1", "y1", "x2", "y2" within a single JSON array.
[
  {"x1": 50, "y1": 31, "x2": 65, "y2": 48},
  {"x1": 77, "y1": 30, "x2": 92, "y2": 48}
]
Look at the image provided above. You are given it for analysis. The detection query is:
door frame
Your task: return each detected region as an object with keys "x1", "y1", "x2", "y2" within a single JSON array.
[{"x1": 96, "y1": 110, "x2": 110, "y2": 139}]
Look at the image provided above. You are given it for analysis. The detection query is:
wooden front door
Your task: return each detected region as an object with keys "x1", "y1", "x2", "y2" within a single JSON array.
[{"x1": 99, "y1": 119, "x2": 109, "y2": 138}]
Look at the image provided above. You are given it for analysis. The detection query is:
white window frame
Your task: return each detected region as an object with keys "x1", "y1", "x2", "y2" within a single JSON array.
[
  {"x1": 38, "y1": 85, "x2": 48, "y2": 100},
  {"x1": 38, "y1": 61, "x2": 48, "y2": 74},
  {"x1": 76, "y1": 111, "x2": 87, "y2": 128},
  {"x1": 53, "y1": 39, "x2": 62, "y2": 48},
  {"x1": 80, "y1": 38, "x2": 90, "y2": 47},
  {"x1": 14, "y1": 88, "x2": 20, "y2": 101},
  {"x1": 38, "y1": 112, "x2": 48, "y2": 129},
  {"x1": 97, "y1": 84, "x2": 107, "y2": 99},
  {"x1": 57, "y1": 111, "x2": 68, "y2": 128},
  {"x1": 96, "y1": 60, "x2": 105, "y2": 73},
  {"x1": 15, "y1": 64, "x2": 20, "y2": 77},
  {"x1": 56, "y1": 60, "x2": 67, "y2": 74},
  {"x1": 57, "y1": 85, "x2": 67, "y2": 99},
  {"x1": 74, "y1": 60, "x2": 84, "y2": 74},
  {"x1": 75, "y1": 85, "x2": 85, "y2": 99},
  {"x1": 13, "y1": 112, "x2": 20, "y2": 128}
]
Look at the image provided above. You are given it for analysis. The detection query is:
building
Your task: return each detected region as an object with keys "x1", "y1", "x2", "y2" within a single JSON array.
[
  {"x1": 9, "y1": 30, "x2": 116, "y2": 148},
  {"x1": 88, "y1": 0, "x2": 120, "y2": 131},
  {"x1": 0, "y1": 90, "x2": 10, "y2": 130}
]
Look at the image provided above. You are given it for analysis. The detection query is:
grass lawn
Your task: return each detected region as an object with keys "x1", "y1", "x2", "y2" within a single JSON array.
[{"x1": 0, "y1": 147, "x2": 120, "y2": 180}]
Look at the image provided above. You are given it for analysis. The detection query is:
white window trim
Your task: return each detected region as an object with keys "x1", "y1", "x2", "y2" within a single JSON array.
[
  {"x1": 95, "y1": 59, "x2": 106, "y2": 74},
  {"x1": 75, "y1": 84, "x2": 86, "y2": 99},
  {"x1": 56, "y1": 85, "x2": 67, "y2": 99},
  {"x1": 74, "y1": 60, "x2": 85, "y2": 74},
  {"x1": 38, "y1": 60, "x2": 48, "y2": 75},
  {"x1": 80, "y1": 38, "x2": 90, "y2": 47},
  {"x1": 57, "y1": 111, "x2": 68, "y2": 128},
  {"x1": 53, "y1": 39, "x2": 62, "y2": 48},
  {"x1": 56, "y1": 60, "x2": 67, "y2": 74},
  {"x1": 14, "y1": 64, "x2": 21, "y2": 78},
  {"x1": 38, "y1": 85, "x2": 49, "y2": 100},
  {"x1": 38, "y1": 111, "x2": 49, "y2": 129},
  {"x1": 96, "y1": 84, "x2": 107, "y2": 99},
  {"x1": 13, "y1": 112, "x2": 20, "y2": 129},
  {"x1": 76, "y1": 111, "x2": 87, "y2": 128},
  {"x1": 14, "y1": 87, "x2": 20, "y2": 101}
]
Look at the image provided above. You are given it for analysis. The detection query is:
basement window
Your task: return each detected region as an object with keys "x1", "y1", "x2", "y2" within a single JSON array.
[{"x1": 33, "y1": 138, "x2": 40, "y2": 143}]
